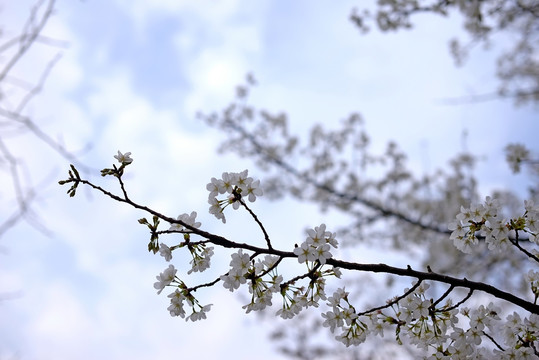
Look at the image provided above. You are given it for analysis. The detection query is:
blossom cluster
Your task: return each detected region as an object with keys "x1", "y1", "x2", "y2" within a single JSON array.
[
  {"x1": 218, "y1": 225, "x2": 342, "y2": 319},
  {"x1": 321, "y1": 283, "x2": 447, "y2": 348},
  {"x1": 221, "y1": 251, "x2": 283, "y2": 313},
  {"x1": 153, "y1": 264, "x2": 177, "y2": 295},
  {"x1": 157, "y1": 211, "x2": 215, "y2": 274},
  {"x1": 277, "y1": 271, "x2": 331, "y2": 320},
  {"x1": 526, "y1": 270, "x2": 539, "y2": 302},
  {"x1": 219, "y1": 248, "x2": 339, "y2": 318},
  {"x1": 320, "y1": 282, "x2": 539, "y2": 358},
  {"x1": 322, "y1": 287, "x2": 367, "y2": 346},
  {"x1": 293, "y1": 224, "x2": 338, "y2": 265},
  {"x1": 159, "y1": 211, "x2": 213, "y2": 274},
  {"x1": 168, "y1": 211, "x2": 201, "y2": 233},
  {"x1": 153, "y1": 264, "x2": 213, "y2": 321},
  {"x1": 448, "y1": 197, "x2": 539, "y2": 253},
  {"x1": 505, "y1": 143, "x2": 530, "y2": 174},
  {"x1": 206, "y1": 170, "x2": 263, "y2": 223}
]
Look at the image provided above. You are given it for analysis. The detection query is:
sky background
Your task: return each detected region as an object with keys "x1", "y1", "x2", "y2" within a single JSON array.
[{"x1": 1, "y1": 0, "x2": 538, "y2": 359}]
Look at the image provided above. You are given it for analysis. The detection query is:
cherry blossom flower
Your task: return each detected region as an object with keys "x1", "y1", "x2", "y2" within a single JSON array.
[
  {"x1": 206, "y1": 170, "x2": 263, "y2": 222},
  {"x1": 113, "y1": 150, "x2": 133, "y2": 164},
  {"x1": 187, "y1": 246, "x2": 214, "y2": 274},
  {"x1": 167, "y1": 290, "x2": 186, "y2": 317},
  {"x1": 208, "y1": 197, "x2": 226, "y2": 223},
  {"x1": 159, "y1": 243, "x2": 172, "y2": 261},
  {"x1": 314, "y1": 243, "x2": 332, "y2": 264},
  {"x1": 293, "y1": 242, "x2": 317, "y2": 263},
  {"x1": 229, "y1": 249, "x2": 251, "y2": 275},
  {"x1": 322, "y1": 308, "x2": 344, "y2": 332},
  {"x1": 221, "y1": 269, "x2": 247, "y2": 292},
  {"x1": 245, "y1": 179, "x2": 263, "y2": 202},
  {"x1": 153, "y1": 264, "x2": 177, "y2": 294},
  {"x1": 169, "y1": 211, "x2": 201, "y2": 231},
  {"x1": 206, "y1": 177, "x2": 225, "y2": 197}
]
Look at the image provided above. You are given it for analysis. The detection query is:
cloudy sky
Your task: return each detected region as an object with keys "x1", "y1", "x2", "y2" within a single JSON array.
[{"x1": 1, "y1": 0, "x2": 537, "y2": 359}]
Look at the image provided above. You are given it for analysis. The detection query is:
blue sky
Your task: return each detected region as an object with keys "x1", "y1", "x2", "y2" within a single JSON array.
[{"x1": 1, "y1": 0, "x2": 538, "y2": 359}]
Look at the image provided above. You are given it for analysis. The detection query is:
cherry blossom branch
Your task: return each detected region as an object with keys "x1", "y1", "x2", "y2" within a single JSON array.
[
  {"x1": 221, "y1": 118, "x2": 450, "y2": 236},
  {"x1": 59, "y1": 166, "x2": 539, "y2": 315},
  {"x1": 325, "y1": 259, "x2": 539, "y2": 315},
  {"x1": 59, "y1": 153, "x2": 539, "y2": 356},
  {"x1": 210, "y1": 117, "x2": 534, "y2": 253},
  {"x1": 256, "y1": 255, "x2": 283, "y2": 278}
]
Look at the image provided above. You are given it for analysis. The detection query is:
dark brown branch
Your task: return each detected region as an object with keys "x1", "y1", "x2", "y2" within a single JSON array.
[
  {"x1": 326, "y1": 259, "x2": 539, "y2": 315},
  {"x1": 188, "y1": 277, "x2": 220, "y2": 292}
]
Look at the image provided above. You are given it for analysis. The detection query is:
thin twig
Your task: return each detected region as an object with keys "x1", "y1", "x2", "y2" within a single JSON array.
[
  {"x1": 357, "y1": 280, "x2": 422, "y2": 317},
  {"x1": 188, "y1": 277, "x2": 221, "y2": 292},
  {"x1": 511, "y1": 231, "x2": 539, "y2": 263},
  {"x1": 431, "y1": 284, "x2": 455, "y2": 309},
  {"x1": 0, "y1": 108, "x2": 92, "y2": 172},
  {"x1": 444, "y1": 289, "x2": 474, "y2": 313},
  {"x1": 16, "y1": 53, "x2": 62, "y2": 114},
  {"x1": 240, "y1": 197, "x2": 273, "y2": 250},
  {"x1": 0, "y1": 0, "x2": 55, "y2": 84},
  {"x1": 483, "y1": 331, "x2": 505, "y2": 352}
]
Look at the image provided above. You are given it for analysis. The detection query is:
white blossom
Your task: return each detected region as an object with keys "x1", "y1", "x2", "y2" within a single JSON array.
[
  {"x1": 159, "y1": 243, "x2": 172, "y2": 261},
  {"x1": 169, "y1": 211, "x2": 201, "y2": 231},
  {"x1": 153, "y1": 264, "x2": 177, "y2": 294},
  {"x1": 113, "y1": 150, "x2": 133, "y2": 164}
]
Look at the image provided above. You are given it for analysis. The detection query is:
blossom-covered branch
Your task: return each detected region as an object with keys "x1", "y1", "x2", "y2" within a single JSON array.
[{"x1": 60, "y1": 151, "x2": 539, "y2": 357}]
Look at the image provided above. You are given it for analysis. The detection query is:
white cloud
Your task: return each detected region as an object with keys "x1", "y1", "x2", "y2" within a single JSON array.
[
  {"x1": 173, "y1": 21, "x2": 263, "y2": 117},
  {"x1": 112, "y1": 0, "x2": 253, "y2": 39},
  {"x1": 28, "y1": 282, "x2": 96, "y2": 359}
]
